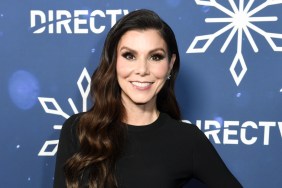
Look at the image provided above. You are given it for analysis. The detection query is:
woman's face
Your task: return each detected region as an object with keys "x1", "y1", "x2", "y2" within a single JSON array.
[{"x1": 116, "y1": 29, "x2": 175, "y2": 108}]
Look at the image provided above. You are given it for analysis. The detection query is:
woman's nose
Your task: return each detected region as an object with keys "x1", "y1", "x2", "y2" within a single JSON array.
[{"x1": 135, "y1": 58, "x2": 150, "y2": 76}]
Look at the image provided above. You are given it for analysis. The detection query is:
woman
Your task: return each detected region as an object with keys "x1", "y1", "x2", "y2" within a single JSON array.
[{"x1": 54, "y1": 9, "x2": 242, "y2": 188}]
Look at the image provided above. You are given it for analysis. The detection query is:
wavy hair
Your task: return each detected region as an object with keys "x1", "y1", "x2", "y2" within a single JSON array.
[{"x1": 64, "y1": 9, "x2": 181, "y2": 188}]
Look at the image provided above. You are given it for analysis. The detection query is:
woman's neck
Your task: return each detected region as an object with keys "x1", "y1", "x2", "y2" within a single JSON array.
[{"x1": 123, "y1": 104, "x2": 160, "y2": 126}]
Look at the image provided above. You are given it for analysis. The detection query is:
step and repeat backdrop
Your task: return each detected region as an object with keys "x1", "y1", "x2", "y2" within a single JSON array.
[{"x1": 1, "y1": 0, "x2": 282, "y2": 187}]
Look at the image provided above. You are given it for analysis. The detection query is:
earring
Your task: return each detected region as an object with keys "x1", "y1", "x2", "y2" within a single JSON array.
[{"x1": 167, "y1": 74, "x2": 171, "y2": 80}]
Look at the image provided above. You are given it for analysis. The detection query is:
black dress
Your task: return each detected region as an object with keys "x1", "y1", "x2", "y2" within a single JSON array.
[{"x1": 53, "y1": 113, "x2": 242, "y2": 188}]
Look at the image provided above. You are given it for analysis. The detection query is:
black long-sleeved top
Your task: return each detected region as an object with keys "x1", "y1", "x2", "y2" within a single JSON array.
[{"x1": 53, "y1": 113, "x2": 242, "y2": 188}]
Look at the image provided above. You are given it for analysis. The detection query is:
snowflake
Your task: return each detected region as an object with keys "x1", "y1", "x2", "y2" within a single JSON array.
[
  {"x1": 187, "y1": 0, "x2": 282, "y2": 86},
  {"x1": 38, "y1": 68, "x2": 91, "y2": 156}
]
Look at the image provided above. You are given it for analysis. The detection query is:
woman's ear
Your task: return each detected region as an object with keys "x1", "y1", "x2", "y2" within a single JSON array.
[{"x1": 169, "y1": 54, "x2": 176, "y2": 72}]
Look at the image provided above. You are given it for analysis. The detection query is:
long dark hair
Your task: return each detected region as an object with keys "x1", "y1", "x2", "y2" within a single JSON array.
[{"x1": 64, "y1": 9, "x2": 181, "y2": 188}]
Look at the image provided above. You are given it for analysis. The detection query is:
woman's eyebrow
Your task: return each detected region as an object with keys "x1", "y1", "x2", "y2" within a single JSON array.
[
  {"x1": 119, "y1": 46, "x2": 137, "y2": 53},
  {"x1": 148, "y1": 48, "x2": 166, "y2": 54}
]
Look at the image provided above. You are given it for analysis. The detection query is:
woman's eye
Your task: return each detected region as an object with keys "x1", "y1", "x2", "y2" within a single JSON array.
[
  {"x1": 122, "y1": 52, "x2": 135, "y2": 60},
  {"x1": 150, "y1": 54, "x2": 165, "y2": 61}
]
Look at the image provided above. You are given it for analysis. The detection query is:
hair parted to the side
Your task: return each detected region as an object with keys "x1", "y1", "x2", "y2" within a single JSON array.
[{"x1": 64, "y1": 9, "x2": 181, "y2": 188}]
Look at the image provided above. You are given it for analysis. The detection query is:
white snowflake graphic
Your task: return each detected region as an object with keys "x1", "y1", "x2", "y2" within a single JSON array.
[
  {"x1": 187, "y1": 0, "x2": 282, "y2": 86},
  {"x1": 38, "y1": 68, "x2": 91, "y2": 156}
]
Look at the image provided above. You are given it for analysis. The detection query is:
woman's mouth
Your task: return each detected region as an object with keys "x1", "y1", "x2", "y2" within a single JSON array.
[{"x1": 130, "y1": 81, "x2": 153, "y2": 90}]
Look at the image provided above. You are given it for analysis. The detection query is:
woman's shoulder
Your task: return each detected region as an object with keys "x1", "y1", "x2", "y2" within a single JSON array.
[
  {"x1": 58, "y1": 113, "x2": 85, "y2": 150},
  {"x1": 162, "y1": 113, "x2": 200, "y2": 133},
  {"x1": 62, "y1": 112, "x2": 84, "y2": 127},
  {"x1": 161, "y1": 113, "x2": 209, "y2": 143},
  {"x1": 160, "y1": 113, "x2": 213, "y2": 154},
  {"x1": 60, "y1": 112, "x2": 84, "y2": 138}
]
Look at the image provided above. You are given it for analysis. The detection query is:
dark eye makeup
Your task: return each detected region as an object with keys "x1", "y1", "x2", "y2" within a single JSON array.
[
  {"x1": 150, "y1": 53, "x2": 165, "y2": 61},
  {"x1": 121, "y1": 52, "x2": 135, "y2": 60},
  {"x1": 120, "y1": 50, "x2": 166, "y2": 62}
]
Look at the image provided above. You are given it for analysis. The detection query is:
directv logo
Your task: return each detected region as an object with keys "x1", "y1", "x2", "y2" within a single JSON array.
[{"x1": 30, "y1": 9, "x2": 129, "y2": 34}]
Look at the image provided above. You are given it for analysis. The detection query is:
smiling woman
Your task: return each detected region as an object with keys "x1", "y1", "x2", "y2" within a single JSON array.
[
  {"x1": 116, "y1": 29, "x2": 175, "y2": 125},
  {"x1": 53, "y1": 9, "x2": 242, "y2": 188}
]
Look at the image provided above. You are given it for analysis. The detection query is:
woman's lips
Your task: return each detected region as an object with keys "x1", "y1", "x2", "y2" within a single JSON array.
[{"x1": 130, "y1": 81, "x2": 154, "y2": 90}]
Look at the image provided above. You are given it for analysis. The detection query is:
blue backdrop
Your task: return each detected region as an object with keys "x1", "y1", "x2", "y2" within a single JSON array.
[{"x1": 1, "y1": 0, "x2": 282, "y2": 187}]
